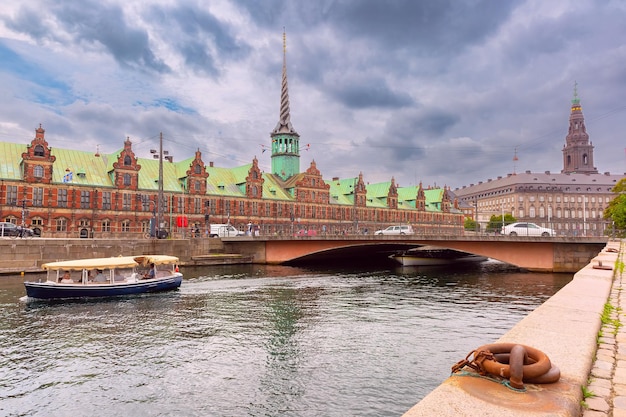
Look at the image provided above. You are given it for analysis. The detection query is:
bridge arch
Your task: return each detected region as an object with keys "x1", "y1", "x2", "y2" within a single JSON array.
[{"x1": 222, "y1": 236, "x2": 607, "y2": 273}]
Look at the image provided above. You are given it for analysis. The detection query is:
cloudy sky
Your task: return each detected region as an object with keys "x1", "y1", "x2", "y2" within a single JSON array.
[{"x1": 0, "y1": 0, "x2": 624, "y2": 190}]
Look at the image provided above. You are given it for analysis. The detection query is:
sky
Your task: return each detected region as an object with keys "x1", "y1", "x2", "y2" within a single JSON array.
[{"x1": 0, "y1": 0, "x2": 624, "y2": 190}]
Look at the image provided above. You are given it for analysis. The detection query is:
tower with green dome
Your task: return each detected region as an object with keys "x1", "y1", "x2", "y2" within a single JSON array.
[{"x1": 271, "y1": 30, "x2": 300, "y2": 181}]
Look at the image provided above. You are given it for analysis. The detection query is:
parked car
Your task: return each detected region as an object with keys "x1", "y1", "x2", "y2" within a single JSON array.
[
  {"x1": 0, "y1": 222, "x2": 34, "y2": 237},
  {"x1": 374, "y1": 225, "x2": 414, "y2": 235},
  {"x1": 209, "y1": 224, "x2": 244, "y2": 238},
  {"x1": 501, "y1": 222, "x2": 555, "y2": 237}
]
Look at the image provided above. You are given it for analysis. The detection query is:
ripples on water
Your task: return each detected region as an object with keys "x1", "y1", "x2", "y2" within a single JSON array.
[{"x1": 0, "y1": 261, "x2": 571, "y2": 417}]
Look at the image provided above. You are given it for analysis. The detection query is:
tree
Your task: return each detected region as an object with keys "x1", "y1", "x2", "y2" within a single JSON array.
[
  {"x1": 604, "y1": 178, "x2": 626, "y2": 237},
  {"x1": 464, "y1": 217, "x2": 477, "y2": 231},
  {"x1": 486, "y1": 213, "x2": 516, "y2": 233}
]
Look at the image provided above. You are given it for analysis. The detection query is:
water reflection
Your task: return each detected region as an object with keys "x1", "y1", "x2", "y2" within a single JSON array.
[{"x1": 0, "y1": 262, "x2": 571, "y2": 417}]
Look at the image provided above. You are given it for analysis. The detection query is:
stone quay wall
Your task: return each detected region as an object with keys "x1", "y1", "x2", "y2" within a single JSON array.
[{"x1": 0, "y1": 238, "x2": 226, "y2": 273}]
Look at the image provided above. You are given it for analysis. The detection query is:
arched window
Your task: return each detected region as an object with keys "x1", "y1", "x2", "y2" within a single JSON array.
[
  {"x1": 124, "y1": 155, "x2": 132, "y2": 166},
  {"x1": 194, "y1": 165, "x2": 201, "y2": 174},
  {"x1": 101, "y1": 219, "x2": 111, "y2": 232},
  {"x1": 34, "y1": 165, "x2": 44, "y2": 178},
  {"x1": 252, "y1": 186, "x2": 258, "y2": 197},
  {"x1": 529, "y1": 206, "x2": 536, "y2": 218},
  {"x1": 567, "y1": 155, "x2": 571, "y2": 166},
  {"x1": 34, "y1": 145, "x2": 45, "y2": 157},
  {"x1": 539, "y1": 206, "x2": 545, "y2": 218},
  {"x1": 583, "y1": 154, "x2": 588, "y2": 165},
  {"x1": 121, "y1": 219, "x2": 131, "y2": 232},
  {"x1": 194, "y1": 180, "x2": 201, "y2": 191},
  {"x1": 123, "y1": 174, "x2": 131, "y2": 186}
]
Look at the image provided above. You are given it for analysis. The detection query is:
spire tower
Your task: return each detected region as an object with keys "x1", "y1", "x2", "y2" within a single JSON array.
[
  {"x1": 271, "y1": 29, "x2": 301, "y2": 181},
  {"x1": 561, "y1": 82, "x2": 597, "y2": 174}
]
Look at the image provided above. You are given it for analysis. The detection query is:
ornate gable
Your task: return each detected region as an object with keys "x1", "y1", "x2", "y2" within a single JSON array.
[
  {"x1": 245, "y1": 156, "x2": 264, "y2": 198},
  {"x1": 22, "y1": 124, "x2": 56, "y2": 183},
  {"x1": 441, "y1": 186, "x2": 451, "y2": 213},
  {"x1": 387, "y1": 177, "x2": 398, "y2": 209},
  {"x1": 354, "y1": 172, "x2": 367, "y2": 207},
  {"x1": 416, "y1": 182, "x2": 426, "y2": 211},
  {"x1": 187, "y1": 149, "x2": 209, "y2": 195},
  {"x1": 112, "y1": 137, "x2": 141, "y2": 190},
  {"x1": 294, "y1": 160, "x2": 330, "y2": 203}
]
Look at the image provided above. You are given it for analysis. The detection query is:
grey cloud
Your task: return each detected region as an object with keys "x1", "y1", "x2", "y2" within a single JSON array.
[
  {"x1": 386, "y1": 108, "x2": 459, "y2": 139},
  {"x1": 330, "y1": 81, "x2": 414, "y2": 109},
  {"x1": 148, "y1": 5, "x2": 251, "y2": 76},
  {"x1": 5, "y1": 1, "x2": 169, "y2": 73}
]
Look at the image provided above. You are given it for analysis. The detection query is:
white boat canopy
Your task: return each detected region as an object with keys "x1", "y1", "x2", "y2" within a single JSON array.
[{"x1": 42, "y1": 255, "x2": 180, "y2": 271}]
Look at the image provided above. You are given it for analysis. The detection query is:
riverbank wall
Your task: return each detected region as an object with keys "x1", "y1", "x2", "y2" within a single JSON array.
[
  {"x1": 402, "y1": 239, "x2": 624, "y2": 417},
  {"x1": 0, "y1": 238, "x2": 252, "y2": 274}
]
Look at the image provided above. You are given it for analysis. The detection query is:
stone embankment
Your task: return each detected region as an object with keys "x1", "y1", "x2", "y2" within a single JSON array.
[
  {"x1": 0, "y1": 238, "x2": 251, "y2": 275},
  {"x1": 403, "y1": 239, "x2": 624, "y2": 417}
]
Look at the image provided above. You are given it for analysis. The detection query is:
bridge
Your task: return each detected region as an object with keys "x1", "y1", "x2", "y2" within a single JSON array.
[{"x1": 221, "y1": 235, "x2": 609, "y2": 272}]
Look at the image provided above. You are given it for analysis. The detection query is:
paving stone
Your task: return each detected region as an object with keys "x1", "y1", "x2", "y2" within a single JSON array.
[
  {"x1": 614, "y1": 383, "x2": 626, "y2": 396},
  {"x1": 586, "y1": 385, "x2": 611, "y2": 397},
  {"x1": 592, "y1": 367, "x2": 613, "y2": 379},
  {"x1": 615, "y1": 367, "x2": 626, "y2": 385},
  {"x1": 614, "y1": 409, "x2": 626, "y2": 417},
  {"x1": 615, "y1": 396, "x2": 626, "y2": 409},
  {"x1": 596, "y1": 351, "x2": 615, "y2": 362},
  {"x1": 599, "y1": 337, "x2": 616, "y2": 345},
  {"x1": 586, "y1": 396, "x2": 610, "y2": 412},
  {"x1": 594, "y1": 360, "x2": 614, "y2": 371},
  {"x1": 590, "y1": 378, "x2": 613, "y2": 389}
]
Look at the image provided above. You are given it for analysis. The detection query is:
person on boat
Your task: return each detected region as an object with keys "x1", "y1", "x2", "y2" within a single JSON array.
[
  {"x1": 93, "y1": 269, "x2": 107, "y2": 283},
  {"x1": 144, "y1": 263, "x2": 156, "y2": 279},
  {"x1": 60, "y1": 271, "x2": 73, "y2": 283}
]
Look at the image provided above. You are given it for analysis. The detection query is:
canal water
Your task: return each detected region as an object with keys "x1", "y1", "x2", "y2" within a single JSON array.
[{"x1": 0, "y1": 261, "x2": 571, "y2": 417}]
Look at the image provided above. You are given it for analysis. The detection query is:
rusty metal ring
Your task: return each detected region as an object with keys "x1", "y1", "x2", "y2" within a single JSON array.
[{"x1": 473, "y1": 343, "x2": 559, "y2": 389}]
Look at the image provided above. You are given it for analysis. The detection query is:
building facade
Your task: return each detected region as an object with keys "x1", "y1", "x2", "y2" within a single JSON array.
[
  {"x1": 0, "y1": 35, "x2": 463, "y2": 239},
  {"x1": 454, "y1": 90, "x2": 623, "y2": 236}
]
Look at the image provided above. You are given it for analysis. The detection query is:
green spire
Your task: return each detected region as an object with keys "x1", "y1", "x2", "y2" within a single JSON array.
[{"x1": 571, "y1": 80, "x2": 580, "y2": 105}]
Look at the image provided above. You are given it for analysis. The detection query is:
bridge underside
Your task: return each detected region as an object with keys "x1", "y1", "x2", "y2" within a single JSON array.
[{"x1": 235, "y1": 238, "x2": 607, "y2": 273}]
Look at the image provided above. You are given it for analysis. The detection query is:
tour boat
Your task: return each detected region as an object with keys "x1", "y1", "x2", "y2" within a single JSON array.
[
  {"x1": 389, "y1": 247, "x2": 487, "y2": 267},
  {"x1": 24, "y1": 255, "x2": 182, "y2": 300}
]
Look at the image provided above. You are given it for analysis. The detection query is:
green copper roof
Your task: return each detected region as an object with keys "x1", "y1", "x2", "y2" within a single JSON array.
[
  {"x1": 206, "y1": 166, "x2": 245, "y2": 197},
  {"x1": 52, "y1": 148, "x2": 113, "y2": 187},
  {"x1": 0, "y1": 142, "x2": 25, "y2": 180},
  {"x1": 134, "y1": 157, "x2": 183, "y2": 192}
]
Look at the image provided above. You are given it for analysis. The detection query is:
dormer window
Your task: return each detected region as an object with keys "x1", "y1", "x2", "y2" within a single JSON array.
[
  {"x1": 194, "y1": 165, "x2": 201, "y2": 174},
  {"x1": 124, "y1": 155, "x2": 132, "y2": 166},
  {"x1": 34, "y1": 145, "x2": 45, "y2": 157},
  {"x1": 34, "y1": 165, "x2": 44, "y2": 178},
  {"x1": 123, "y1": 173, "x2": 131, "y2": 186}
]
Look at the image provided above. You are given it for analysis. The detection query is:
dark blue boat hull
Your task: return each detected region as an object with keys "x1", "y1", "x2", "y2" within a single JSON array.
[{"x1": 24, "y1": 275, "x2": 183, "y2": 300}]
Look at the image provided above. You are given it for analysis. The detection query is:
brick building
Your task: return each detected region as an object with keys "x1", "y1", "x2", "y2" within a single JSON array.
[{"x1": 454, "y1": 88, "x2": 624, "y2": 236}]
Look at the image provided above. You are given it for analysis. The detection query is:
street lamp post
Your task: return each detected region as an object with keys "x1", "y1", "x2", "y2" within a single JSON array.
[{"x1": 150, "y1": 132, "x2": 172, "y2": 239}]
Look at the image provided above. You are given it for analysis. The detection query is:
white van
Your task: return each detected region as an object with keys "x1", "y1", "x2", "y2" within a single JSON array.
[{"x1": 209, "y1": 224, "x2": 244, "y2": 238}]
